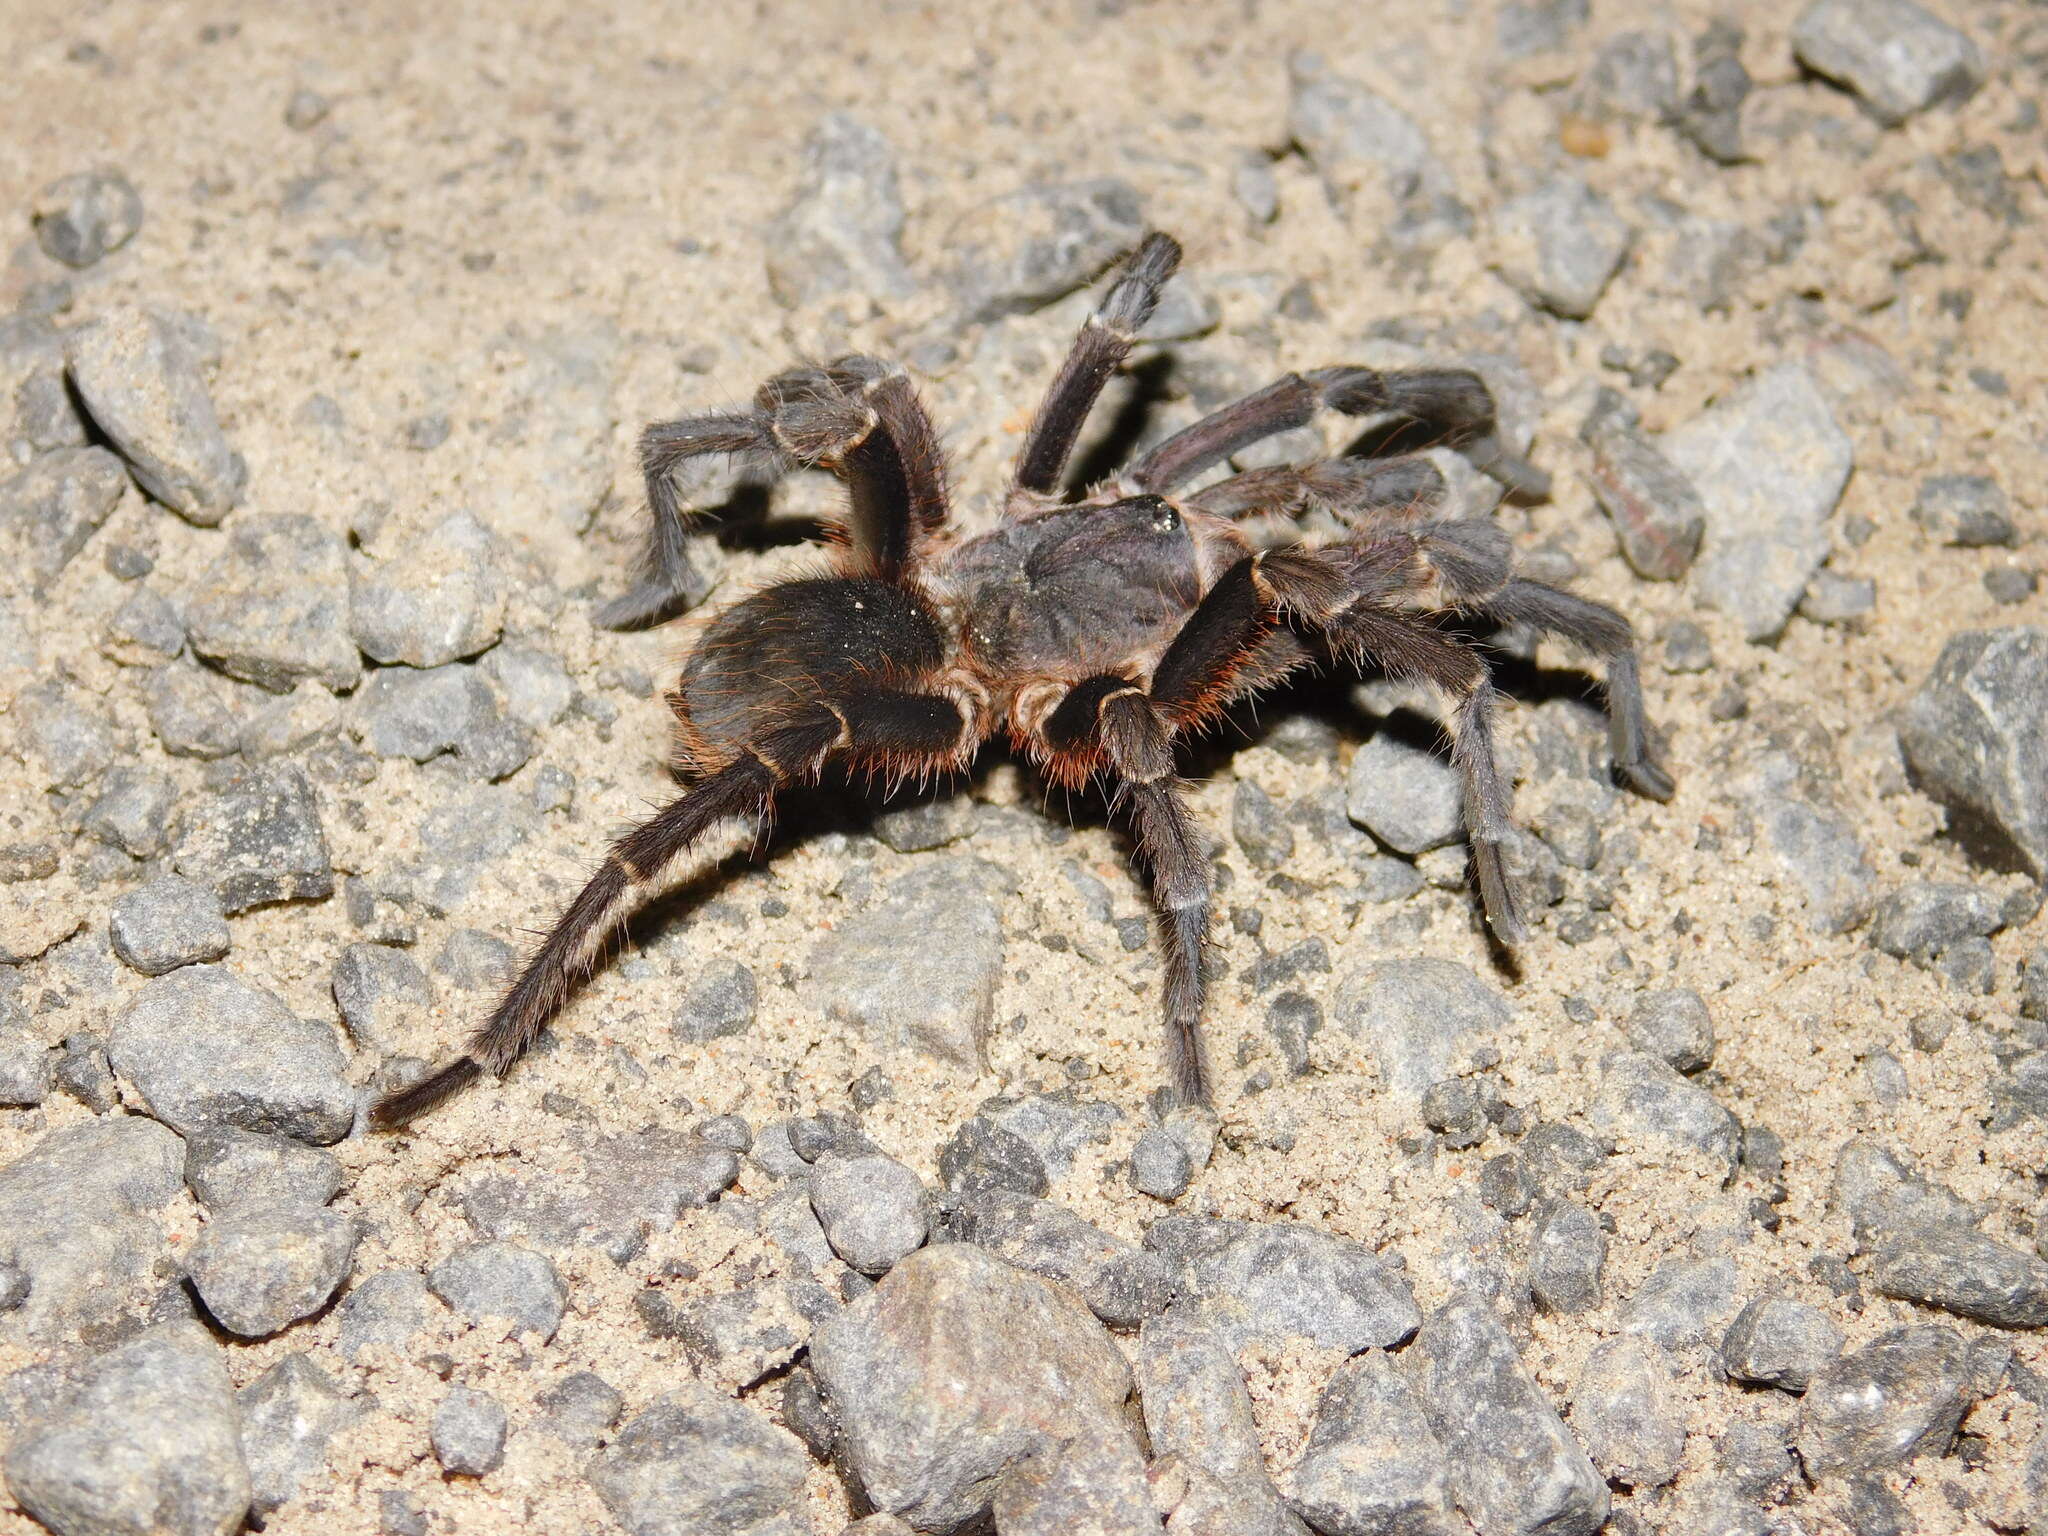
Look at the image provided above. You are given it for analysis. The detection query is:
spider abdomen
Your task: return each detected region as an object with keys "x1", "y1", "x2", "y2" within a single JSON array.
[{"x1": 672, "y1": 576, "x2": 946, "y2": 770}]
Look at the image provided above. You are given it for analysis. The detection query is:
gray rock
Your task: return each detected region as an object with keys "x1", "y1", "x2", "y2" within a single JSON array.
[
  {"x1": 1492, "y1": 176, "x2": 1631, "y2": 320},
  {"x1": 676, "y1": 958, "x2": 758, "y2": 1044},
  {"x1": 1130, "y1": 1125, "x2": 1193, "y2": 1200},
  {"x1": 978, "y1": 1092, "x2": 1121, "y2": 1182},
  {"x1": 1666, "y1": 363, "x2": 1852, "y2": 642},
  {"x1": 1743, "y1": 755, "x2": 1878, "y2": 935},
  {"x1": 1572, "y1": 1335, "x2": 1686, "y2": 1489},
  {"x1": 1583, "y1": 417, "x2": 1706, "y2": 581},
  {"x1": 989, "y1": 1432, "x2": 1155, "y2": 1536},
  {"x1": 109, "y1": 877, "x2": 230, "y2": 976},
  {"x1": 1412, "y1": 1292, "x2": 1606, "y2": 1535},
  {"x1": 648, "y1": 1280, "x2": 818, "y2": 1392},
  {"x1": 1231, "y1": 778, "x2": 1294, "y2": 870},
  {"x1": 1137, "y1": 1313, "x2": 1307, "y2": 1536},
  {"x1": 1626, "y1": 988, "x2": 1715, "y2": 1073},
  {"x1": 84, "y1": 765, "x2": 178, "y2": 858},
  {"x1": 0, "y1": 446, "x2": 128, "y2": 596},
  {"x1": 17, "y1": 683, "x2": 115, "y2": 791},
  {"x1": 810, "y1": 1244, "x2": 1137, "y2": 1533},
  {"x1": 1345, "y1": 731, "x2": 1462, "y2": 856},
  {"x1": 1868, "y1": 881, "x2": 2002, "y2": 963},
  {"x1": 351, "y1": 663, "x2": 534, "y2": 780},
  {"x1": 238, "y1": 1353, "x2": 365, "y2": 1517},
  {"x1": 1333, "y1": 955, "x2": 1511, "y2": 1099},
  {"x1": 1721, "y1": 1297, "x2": 1843, "y2": 1391},
  {"x1": 1681, "y1": 21, "x2": 1751, "y2": 163},
  {"x1": 2026, "y1": 947, "x2": 2048, "y2": 1023},
  {"x1": 1281, "y1": 1349, "x2": 1455, "y2": 1536},
  {"x1": 0, "y1": 1023, "x2": 53, "y2": 1107},
  {"x1": 171, "y1": 761, "x2": 334, "y2": 913},
  {"x1": 110, "y1": 964, "x2": 355, "y2": 1143},
  {"x1": 1570, "y1": 29, "x2": 1678, "y2": 124},
  {"x1": 538, "y1": 1370, "x2": 624, "y2": 1450},
  {"x1": 0, "y1": 1117, "x2": 185, "y2": 1342},
  {"x1": 428, "y1": 1240, "x2": 566, "y2": 1342},
  {"x1": 1286, "y1": 52, "x2": 1465, "y2": 255},
  {"x1": 1913, "y1": 473, "x2": 2014, "y2": 547},
  {"x1": 942, "y1": 1189, "x2": 1174, "y2": 1330},
  {"x1": 66, "y1": 306, "x2": 243, "y2": 524},
  {"x1": 807, "y1": 857, "x2": 1009, "y2": 1072},
  {"x1": 1792, "y1": 0, "x2": 1983, "y2": 126},
  {"x1": 944, "y1": 180, "x2": 1145, "y2": 322},
  {"x1": 187, "y1": 1199, "x2": 358, "y2": 1337},
  {"x1": 456, "y1": 1127, "x2": 740, "y2": 1262},
  {"x1": 1619, "y1": 1257, "x2": 1741, "y2": 1350},
  {"x1": 331, "y1": 943, "x2": 434, "y2": 1051},
  {"x1": 1591, "y1": 1050, "x2": 1740, "y2": 1173},
  {"x1": 1798, "y1": 570, "x2": 1876, "y2": 627},
  {"x1": 1183, "y1": 1222, "x2": 1418, "y2": 1353},
  {"x1": 764, "y1": 114, "x2": 914, "y2": 308},
  {"x1": 186, "y1": 513, "x2": 357, "y2": 690},
  {"x1": 144, "y1": 662, "x2": 242, "y2": 759},
  {"x1": 104, "y1": 585, "x2": 187, "y2": 665},
  {"x1": 1796, "y1": 1326, "x2": 1970, "y2": 1476},
  {"x1": 32, "y1": 170, "x2": 144, "y2": 267},
  {"x1": 1898, "y1": 627, "x2": 2048, "y2": 879},
  {"x1": 586, "y1": 1381, "x2": 809, "y2": 1536},
  {"x1": 938, "y1": 1116, "x2": 1050, "y2": 1198},
  {"x1": 479, "y1": 644, "x2": 575, "y2": 730},
  {"x1": 433, "y1": 1386, "x2": 508, "y2": 1476},
  {"x1": 349, "y1": 511, "x2": 506, "y2": 667},
  {"x1": 336, "y1": 1269, "x2": 444, "y2": 1361},
  {"x1": 1869, "y1": 1226, "x2": 2048, "y2": 1328},
  {"x1": 1497, "y1": 0, "x2": 1588, "y2": 59},
  {"x1": 183, "y1": 1127, "x2": 343, "y2": 1214},
  {"x1": 1527, "y1": 1198, "x2": 1605, "y2": 1315},
  {"x1": 809, "y1": 1151, "x2": 929, "y2": 1277},
  {"x1": 434, "y1": 927, "x2": 516, "y2": 990},
  {"x1": 1831, "y1": 1139, "x2": 1977, "y2": 1245},
  {"x1": 1, "y1": 1322, "x2": 249, "y2": 1536}
]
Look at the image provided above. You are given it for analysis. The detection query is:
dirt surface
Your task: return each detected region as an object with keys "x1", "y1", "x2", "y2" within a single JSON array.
[{"x1": 2, "y1": 1, "x2": 2046, "y2": 1533}]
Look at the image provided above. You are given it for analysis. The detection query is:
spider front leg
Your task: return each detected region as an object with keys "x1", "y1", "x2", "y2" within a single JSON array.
[{"x1": 600, "y1": 356, "x2": 950, "y2": 630}]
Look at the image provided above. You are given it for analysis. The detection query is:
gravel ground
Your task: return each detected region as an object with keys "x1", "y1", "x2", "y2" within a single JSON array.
[{"x1": 2, "y1": 1, "x2": 2046, "y2": 1533}]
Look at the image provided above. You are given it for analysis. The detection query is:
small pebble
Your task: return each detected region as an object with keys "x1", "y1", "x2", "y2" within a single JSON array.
[
  {"x1": 433, "y1": 1386, "x2": 509, "y2": 1476},
  {"x1": 32, "y1": 169, "x2": 144, "y2": 267},
  {"x1": 428, "y1": 1240, "x2": 567, "y2": 1342},
  {"x1": 187, "y1": 1199, "x2": 360, "y2": 1338},
  {"x1": 808, "y1": 1150, "x2": 929, "y2": 1276},
  {"x1": 1130, "y1": 1124, "x2": 1194, "y2": 1200},
  {"x1": 1627, "y1": 988, "x2": 1715, "y2": 1073},
  {"x1": 1792, "y1": 0, "x2": 1984, "y2": 126},
  {"x1": 1721, "y1": 1297, "x2": 1845, "y2": 1391},
  {"x1": 1527, "y1": 1198, "x2": 1606, "y2": 1315},
  {"x1": 675, "y1": 958, "x2": 758, "y2": 1043},
  {"x1": 109, "y1": 876, "x2": 231, "y2": 976},
  {"x1": 239, "y1": 1353, "x2": 366, "y2": 1518}
]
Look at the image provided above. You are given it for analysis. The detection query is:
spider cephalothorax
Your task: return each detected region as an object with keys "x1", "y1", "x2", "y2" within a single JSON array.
[{"x1": 374, "y1": 232, "x2": 1672, "y2": 1127}]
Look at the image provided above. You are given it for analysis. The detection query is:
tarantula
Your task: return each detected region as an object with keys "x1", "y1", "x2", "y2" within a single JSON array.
[{"x1": 373, "y1": 231, "x2": 1672, "y2": 1128}]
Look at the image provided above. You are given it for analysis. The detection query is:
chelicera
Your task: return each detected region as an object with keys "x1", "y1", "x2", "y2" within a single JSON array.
[{"x1": 373, "y1": 231, "x2": 1671, "y2": 1128}]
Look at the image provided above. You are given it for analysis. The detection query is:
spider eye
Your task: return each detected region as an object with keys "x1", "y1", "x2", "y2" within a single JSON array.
[{"x1": 1128, "y1": 494, "x2": 1179, "y2": 533}]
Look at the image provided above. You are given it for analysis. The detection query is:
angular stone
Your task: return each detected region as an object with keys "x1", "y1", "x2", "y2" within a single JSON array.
[
  {"x1": 433, "y1": 1386, "x2": 508, "y2": 1476},
  {"x1": 1583, "y1": 417, "x2": 1705, "y2": 581},
  {"x1": 330, "y1": 943, "x2": 434, "y2": 1051},
  {"x1": 335, "y1": 1270, "x2": 445, "y2": 1361},
  {"x1": 1572, "y1": 1335, "x2": 1686, "y2": 1489},
  {"x1": 1492, "y1": 176, "x2": 1631, "y2": 320},
  {"x1": 109, "y1": 877, "x2": 230, "y2": 976},
  {"x1": 989, "y1": 1431, "x2": 1156, "y2": 1536},
  {"x1": 1626, "y1": 987, "x2": 1715, "y2": 1072},
  {"x1": 1332, "y1": 955, "x2": 1511, "y2": 1099},
  {"x1": 428, "y1": 1240, "x2": 566, "y2": 1342},
  {"x1": 144, "y1": 662, "x2": 241, "y2": 760},
  {"x1": 807, "y1": 857, "x2": 1009, "y2": 1072},
  {"x1": 32, "y1": 170, "x2": 144, "y2": 267},
  {"x1": 66, "y1": 306, "x2": 244, "y2": 524},
  {"x1": 1182, "y1": 1222, "x2": 1418, "y2": 1353},
  {"x1": 652, "y1": 1280, "x2": 816, "y2": 1393},
  {"x1": 171, "y1": 761, "x2": 333, "y2": 913},
  {"x1": 1898, "y1": 627, "x2": 2048, "y2": 879},
  {"x1": 84, "y1": 765, "x2": 178, "y2": 858},
  {"x1": 187, "y1": 1200, "x2": 358, "y2": 1338},
  {"x1": 810, "y1": 1245, "x2": 1136, "y2": 1533},
  {"x1": 1792, "y1": 0, "x2": 1983, "y2": 126},
  {"x1": 17, "y1": 683, "x2": 115, "y2": 791},
  {"x1": 1666, "y1": 364, "x2": 1852, "y2": 643},
  {"x1": 1590, "y1": 1050, "x2": 1740, "y2": 1173},
  {"x1": 0, "y1": 446, "x2": 127, "y2": 597},
  {"x1": 349, "y1": 510, "x2": 506, "y2": 668},
  {"x1": 938, "y1": 1116, "x2": 1050, "y2": 1199},
  {"x1": 1527, "y1": 1198, "x2": 1606, "y2": 1315},
  {"x1": 942, "y1": 1190, "x2": 1174, "y2": 1330},
  {"x1": 1743, "y1": 754, "x2": 1878, "y2": 935},
  {"x1": 1796, "y1": 1326, "x2": 1970, "y2": 1476},
  {"x1": 809, "y1": 1151, "x2": 929, "y2": 1277},
  {"x1": 944, "y1": 180, "x2": 1145, "y2": 322},
  {"x1": 1281, "y1": 1350, "x2": 1455, "y2": 1536},
  {"x1": 1720, "y1": 1297, "x2": 1844, "y2": 1392},
  {"x1": 586, "y1": 1381, "x2": 809, "y2": 1536},
  {"x1": 538, "y1": 1371, "x2": 624, "y2": 1450},
  {"x1": 351, "y1": 664, "x2": 533, "y2": 780},
  {"x1": 183, "y1": 1127, "x2": 343, "y2": 1214},
  {"x1": 186, "y1": 514, "x2": 358, "y2": 691},
  {"x1": 109, "y1": 965, "x2": 356, "y2": 1144},
  {"x1": 1136, "y1": 1313, "x2": 1305, "y2": 1536},
  {"x1": 1831, "y1": 1139, "x2": 1977, "y2": 1245},
  {"x1": 675, "y1": 958, "x2": 758, "y2": 1044},
  {"x1": 1345, "y1": 731, "x2": 1462, "y2": 856},
  {"x1": 1, "y1": 1322, "x2": 249, "y2": 1536},
  {"x1": 1913, "y1": 474, "x2": 2014, "y2": 547},
  {"x1": 1868, "y1": 881, "x2": 2002, "y2": 964},
  {"x1": 1410, "y1": 1292, "x2": 1607, "y2": 1536},
  {"x1": 0, "y1": 1117, "x2": 185, "y2": 1342},
  {"x1": 1130, "y1": 1125, "x2": 1194, "y2": 1201},
  {"x1": 1869, "y1": 1226, "x2": 2048, "y2": 1328},
  {"x1": 238, "y1": 1353, "x2": 366, "y2": 1518},
  {"x1": 764, "y1": 113, "x2": 914, "y2": 308}
]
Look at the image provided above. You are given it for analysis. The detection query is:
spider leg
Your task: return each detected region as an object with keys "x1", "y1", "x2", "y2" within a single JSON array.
[
  {"x1": 372, "y1": 688, "x2": 976, "y2": 1128},
  {"x1": 598, "y1": 357, "x2": 949, "y2": 630},
  {"x1": 1185, "y1": 456, "x2": 1448, "y2": 528},
  {"x1": 1127, "y1": 367, "x2": 1549, "y2": 502},
  {"x1": 1041, "y1": 678, "x2": 1213, "y2": 1106},
  {"x1": 1012, "y1": 232, "x2": 1182, "y2": 497},
  {"x1": 1463, "y1": 578, "x2": 1675, "y2": 802}
]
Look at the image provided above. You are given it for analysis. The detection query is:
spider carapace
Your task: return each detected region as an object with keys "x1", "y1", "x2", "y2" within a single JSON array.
[{"x1": 373, "y1": 231, "x2": 1672, "y2": 1129}]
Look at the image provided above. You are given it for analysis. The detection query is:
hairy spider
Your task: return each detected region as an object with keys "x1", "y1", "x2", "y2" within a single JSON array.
[{"x1": 373, "y1": 231, "x2": 1672, "y2": 1128}]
